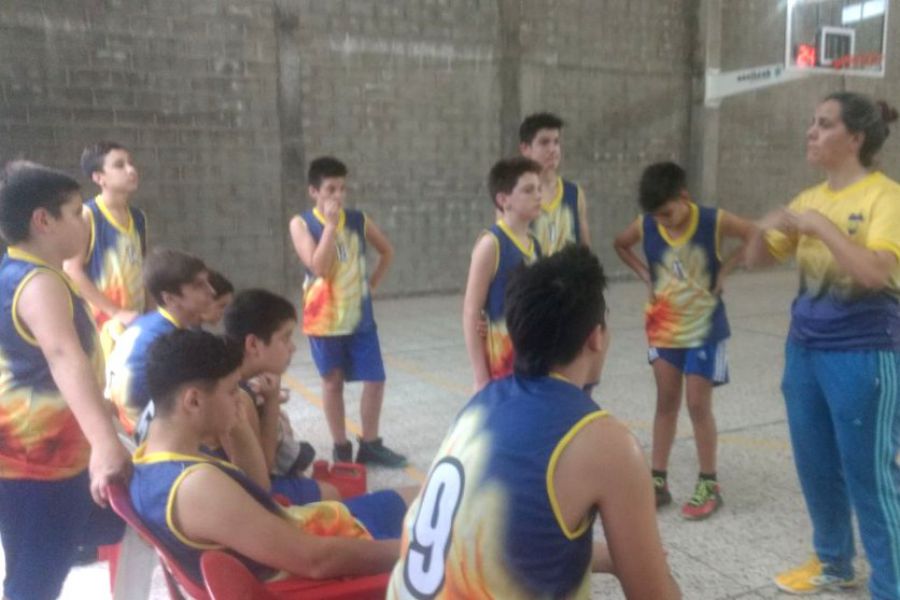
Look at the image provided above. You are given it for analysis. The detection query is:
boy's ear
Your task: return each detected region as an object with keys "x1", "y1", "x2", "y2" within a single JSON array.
[
  {"x1": 518, "y1": 141, "x2": 532, "y2": 157},
  {"x1": 244, "y1": 333, "x2": 262, "y2": 357},
  {"x1": 182, "y1": 385, "x2": 202, "y2": 412},
  {"x1": 29, "y1": 207, "x2": 52, "y2": 235},
  {"x1": 307, "y1": 184, "x2": 319, "y2": 199},
  {"x1": 91, "y1": 170, "x2": 105, "y2": 187},
  {"x1": 585, "y1": 323, "x2": 607, "y2": 353}
]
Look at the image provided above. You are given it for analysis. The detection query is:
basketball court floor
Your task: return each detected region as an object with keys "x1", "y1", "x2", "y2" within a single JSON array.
[{"x1": 9, "y1": 268, "x2": 872, "y2": 599}]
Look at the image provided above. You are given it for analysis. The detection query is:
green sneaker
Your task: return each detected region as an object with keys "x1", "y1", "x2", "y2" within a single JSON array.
[
  {"x1": 653, "y1": 476, "x2": 672, "y2": 508},
  {"x1": 681, "y1": 478, "x2": 721, "y2": 520},
  {"x1": 356, "y1": 437, "x2": 408, "y2": 468}
]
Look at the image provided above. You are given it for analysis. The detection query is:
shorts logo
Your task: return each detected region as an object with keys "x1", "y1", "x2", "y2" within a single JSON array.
[{"x1": 847, "y1": 213, "x2": 864, "y2": 235}]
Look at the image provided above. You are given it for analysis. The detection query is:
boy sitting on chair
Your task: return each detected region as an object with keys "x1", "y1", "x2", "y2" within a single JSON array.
[{"x1": 131, "y1": 328, "x2": 415, "y2": 587}]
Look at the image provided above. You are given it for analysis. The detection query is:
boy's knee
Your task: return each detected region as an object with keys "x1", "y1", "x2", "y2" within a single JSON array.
[{"x1": 685, "y1": 397, "x2": 712, "y2": 418}]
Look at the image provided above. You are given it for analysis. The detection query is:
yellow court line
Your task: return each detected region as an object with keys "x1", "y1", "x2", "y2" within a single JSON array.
[{"x1": 281, "y1": 373, "x2": 427, "y2": 484}]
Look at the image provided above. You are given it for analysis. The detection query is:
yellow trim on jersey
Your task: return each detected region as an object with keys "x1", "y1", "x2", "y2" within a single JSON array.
[
  {"x1": 312, "y1": 207, "x2": 346, "y2": 231},
  {"x1": 657, "y1": 202, "x2": 699, "y2": 247},
  {"x1": 548, "y1": 371, "x2": 572, "y2": 384},
  {"x1": 85, "y1": 208, "x2": 96, "y2": 258},
  {"x1": 7, "y1": 248, "x2": 75, "y2": 346},
  {"x1": 715, "y1": 209, "x2": 723, "y2": 261},
  {"x1": 545, "y1": 410, "x2": 609, "y2": 540},
  {"x1": 96, "y1": 196, "x2": 135, "y2": 236},
  {"x1": 132, "y1": 446, "x2": 237, "y2": 469},
  {"x1": 157, "y1": 307, "x2": 182, "y2": 329},
  {"x1": 542, "y1": 176, "x2": 564, "y2": 213},
  {"x1": 166, "y1": 464, "x2": 228, "y2": 551},
  {"x1": 496, "y1": 219, "x2": 536, "y2": 259}
]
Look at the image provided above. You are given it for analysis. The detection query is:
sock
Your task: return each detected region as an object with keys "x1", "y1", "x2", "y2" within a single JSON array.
[
  {"x1": 651, "y1": 469, "x2": 667, "y2": 480},
  {"x1": 699, "y1": 472, "x2": 717, "y2": 482}
]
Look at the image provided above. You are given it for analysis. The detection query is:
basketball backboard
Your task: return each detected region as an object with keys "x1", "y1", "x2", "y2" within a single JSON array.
[{"x1": 786, "y1": 0, "x2": 889, "y2": 76}]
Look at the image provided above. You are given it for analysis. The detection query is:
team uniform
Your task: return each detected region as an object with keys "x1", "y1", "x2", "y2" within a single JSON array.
[
  {"x1": 300, "y1": 208, "x2": 384, "y2": 381},
  {"x1": 388, "y1": 374, "x2": 607, "y2": 599},
  {"x1": 130, "y1": 447, "x2": 406, "y2": 587},
  {"x1": 483, "y1": 221, "x2": 541, "y2": 380},
  {"x1": 0, "y1": 248, "x2": 123, "y2": 600},
  {"x1": 766, "y1": 171, "x2": 900, "y2": 599},
  {"x1": 83, "y1": 196, "x2": 147, "y2": 355},
  {"x1": 106, "y1": 308, "x2": 182, "y2": 434},
  {"x1": 640, "y1": 202, "x2": 730, "y2": 384},
  {"x1": 531, "y1": 177, "x2": 582, "y2": 255}
]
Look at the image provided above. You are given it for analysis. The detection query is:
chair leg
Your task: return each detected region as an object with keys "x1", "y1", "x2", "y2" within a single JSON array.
[{"x1": 111, "y1": 528, "x2": 157, "y2": 600}]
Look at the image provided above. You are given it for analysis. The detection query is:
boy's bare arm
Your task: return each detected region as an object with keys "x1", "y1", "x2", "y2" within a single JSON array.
[
  {"x1": 219, "y1": 390, "x2": 272, "y2": 491},
  {"x1": 289, "y1": 215, "x2": 337, "y2": 277},
  {"x1": 714, "y1": 211, "x2": 758, "y2": 294},
  {"x1": 18, "y1": 272, "x2": 131, "y2": 506},
  {"x1": 613, "y1": 220, "x2": 653, "y2": 298},
  {"x1": 176, "y1": 466, "x2": 400, "y2": 579},
  {"x1": 246, "y1": 374, "x2": 283, "y2": 472},
  {"x1": 462, "y1": 234, "x2": 496, "y2": 392},
  {"x1": 364, "y1": 218, "x2": 394, "y2": 292},
  {"x1": 63, "y1": 209, "x2": 136, "y2": 324},
  {"x1": 577, "y1": 187, "x2": 592, "y2": 248},
  {"x1": 745, "y1": 208, "x2": 796, "y2": 268},
  {"x1": 554, "y1": 417, "x2": 680, "y2": 599}
]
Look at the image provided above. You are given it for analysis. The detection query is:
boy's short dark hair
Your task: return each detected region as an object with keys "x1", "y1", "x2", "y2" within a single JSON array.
[
  {"x1": 146, "y1": 329, "x2": 243, "y2": 416},
  {"x1": 307, "y1": 156, "x2": 348, "y2": 190},
  {"x1": 80, "y1": 141, "x2": 126, "y2": 178},
  {"x1": 0, "y1": 163, "x2": 80, "y2": 244},
  {"x1": 519, "y1": 112, "x2": 565, "y2": 145},
  {"x1": 207, "y1": 270, "x2": 234, "y2": 299},
  {"x1": 639, "y1": 162, "x2": 687, "y2": 213},
  {"x1": 143, "y1": 247, "x2": 208, "y2": 306},
  {"x1": 505, "y1": 245, "x2": 607, "y2": 377},
  {"x1": 488, "y1": 157, "x2": 542, "y2": 209},
  {"x1": 224, "y1": 289, "x2": 297, "y2": 344}
]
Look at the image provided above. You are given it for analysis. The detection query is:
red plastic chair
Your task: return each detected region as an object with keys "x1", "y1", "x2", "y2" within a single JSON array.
[
  {"x1": 107, "y1": 481, "x2": 211, "y2": 600},
  {"x1": 201, "y1": 550, "x2": 390, "y2": 600}
]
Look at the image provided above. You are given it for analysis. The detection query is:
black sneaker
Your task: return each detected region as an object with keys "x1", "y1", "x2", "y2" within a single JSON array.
[
  {"x1": 287, "y1": 441, "x2": 317, "y2": 476},
  {"x1": 653, "y1": 475, "x2": 672, "y2": 508},
  {"x1": 356, "y1": 437, "x2": 407, "y2": 468},
  {"x1": 333, "y1": 441, "x2": 353, "y2": 463}
]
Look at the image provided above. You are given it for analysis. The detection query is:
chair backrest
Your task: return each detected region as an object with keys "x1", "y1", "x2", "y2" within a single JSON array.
[
  {"x1": 106, "y1": 481, "x2": 211, "y2": 600},
  {"x1": 200, "y1": 551, "x2": 278, "y2": 600},
  {"x1": 266, "y1": 572, "x2": 391, "y2": 600}
]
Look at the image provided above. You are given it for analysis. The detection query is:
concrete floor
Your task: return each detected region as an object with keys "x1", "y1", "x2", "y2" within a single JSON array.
[{"x1": 8, "y1": 268, "x2": 875, "y2": 599}]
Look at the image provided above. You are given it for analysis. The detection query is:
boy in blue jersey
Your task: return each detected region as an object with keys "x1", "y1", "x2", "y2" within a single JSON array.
[
  {"x1": 224, "y1": 289, "x2": 337, "y2": 502},
  {"x1": 0, "y1": 163, "x2": 130, "y2": 600},
  {"x1": 131, "y1": 329, "x2": 415, "y2": 588},
  {"x1": 519, "y1": 112, "x2": 591, "y2": 253},
  {"x1": 463, "y1": 157, "x2": 542, "y2": 391},
  {"x1": 106, "y1": 247, "x2": 214, "y2": 435},
  {"x1": 288, "y1": 157, "x2": 406, "y2": 467},
  {"x1": 64, "y1": 141, "x2": 147, "y2": 356},
  {"x1": 390, "y1": 245, "x2": 680, "y2": 599},
  {"x1": 613, "y1": 162, "x2": 754, "y2": 520}
]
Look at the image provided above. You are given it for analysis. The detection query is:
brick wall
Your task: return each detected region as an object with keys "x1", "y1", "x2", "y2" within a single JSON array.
[
  {"x1": 2, "y1": 1, "x2": 898, "y2": 295},
  {"x1": 0, "y1": 0, "x2": 284, "y2": 290}
]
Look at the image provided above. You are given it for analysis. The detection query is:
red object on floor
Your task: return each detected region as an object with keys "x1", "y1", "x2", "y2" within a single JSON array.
[
  {"x1": 312, "y1": 460, "x2": 367, "y2": 498},
  {"x1": 97, "y1": 543, "x2": 120, "y2": 590}
]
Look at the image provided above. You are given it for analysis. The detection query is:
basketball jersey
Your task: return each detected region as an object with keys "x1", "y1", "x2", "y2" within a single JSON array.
[
  {"x1": 766, "y1": 172, "x2": 900, "y2": 350},
  {"x1": 484, "y1": 221, "x2": 541, "y2": 380},
  {"x1": 131, "y1": 447, "x2": 371, "y2": 587},
  {"x1": 388, "y1": 375, "x2": 607, "y2": 599},
  {"x1": 0, "y1": 248, "x2": 103, "y2": 480},
  {"x1": 531, "y1": 177, "x2": 581, "y2": 255},
  {"x1": 106, "y1": 308, "x2": 181, "y2": 433},
  {"x1": 641, "y1": 202, "x2": 730, "y2": 348},
  {"x1": 84, "y1": 196, "x2": 147, "y2": 326},
  {"x1": 300, "y1": 208, "x2": 375, "y2": 337}
]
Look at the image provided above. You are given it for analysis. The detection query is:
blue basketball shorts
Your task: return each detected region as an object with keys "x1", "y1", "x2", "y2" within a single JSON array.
[
  {"x1": 648, "y1": 340, "x2": 729, "y2": 386},
  {"x1": 308, "y1": 329, "x2": 386, "y2": 382}
]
